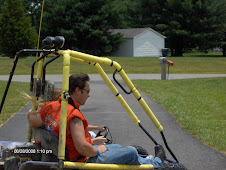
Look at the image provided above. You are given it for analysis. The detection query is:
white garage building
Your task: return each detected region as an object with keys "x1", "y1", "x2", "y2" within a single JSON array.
[{"x1": 111, "y1": 28, "x2": 166, "y2": 57}]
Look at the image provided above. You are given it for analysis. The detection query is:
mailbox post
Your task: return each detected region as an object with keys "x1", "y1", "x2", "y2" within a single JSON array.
[
  {"x1": 159, "y1": 48, "x2": 169, "y2": 80},
  {"x1": 159, "y1": 57, "x2": 167, "y2": 80}
]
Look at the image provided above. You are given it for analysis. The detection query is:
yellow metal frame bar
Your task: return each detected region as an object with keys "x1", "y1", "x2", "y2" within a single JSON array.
[
  {"x1": 27, "y1": 56, "x2": 46, "y2": 141},
  {"x1": 58, "y1": 52, "x2": 70, "y2": 160},
  {"x1": 33, "y1": 50, "x2": 163, "y2": 169},
  {"x1": 63, "y1": 161, "x2": 154, "y2": 169},
  {"x1": 62, "y1": 50, "x2": 163, "y2": 131}
]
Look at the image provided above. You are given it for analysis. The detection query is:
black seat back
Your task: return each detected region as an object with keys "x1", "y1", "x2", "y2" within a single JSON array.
[{"x1": 36, "y1": 128, "x2": 69, "y2": 162}]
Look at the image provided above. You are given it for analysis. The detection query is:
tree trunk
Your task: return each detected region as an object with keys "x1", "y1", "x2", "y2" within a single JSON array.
[
  {"x1": 174, "y1": 38, "x2": 183, "y2": 56},
  {"x1": 170, "y1": 48, "x2": 174, "y2": 56},
  {"x1": 223, "y1": 33, "x2": 226, "y2": 57}
]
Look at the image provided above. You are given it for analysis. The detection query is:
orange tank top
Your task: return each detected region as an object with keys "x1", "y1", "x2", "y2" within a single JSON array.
[{"x1": 40, "y1": 98, "x2": 93, "y2": 162}]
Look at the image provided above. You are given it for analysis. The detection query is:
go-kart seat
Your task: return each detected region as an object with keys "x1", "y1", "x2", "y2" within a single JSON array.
[{"x1": 34, "y1": 127, "x2": 69, "y2": 162}]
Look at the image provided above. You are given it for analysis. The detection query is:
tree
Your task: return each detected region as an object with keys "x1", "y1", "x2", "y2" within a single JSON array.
[
  {"x1": 219, "y1": 29, "x2": 226, "y2": 56},
  {"x1": 23, "y1": 0, "x2": 42, "y2": 31},
  {"x1": 128, "y1": 0, "x2": 226, "y2": 56},
  {"x1": 0, "y1": 0, "x2": 37, "y2": 57},
  {"x1": 110, "y1": 0, "x2": 139, "y2": 28},
  {"x1": 39, "y1": 0, "x2": 123, "y2": 56},
  {"x1": 209, "y1": 0, "x2": 226, "y2": 56},
  {"x1": 0, "y1": 0, "x2": 5, "y2": 13}
]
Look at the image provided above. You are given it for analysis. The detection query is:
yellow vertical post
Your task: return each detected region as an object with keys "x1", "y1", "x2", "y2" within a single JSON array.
[
  {"x1": 31, "y1": 56, "x2": 45, "y2": 110},
  {"x1": 58, "y1": 53, "x2": 70, "y2": 161},
  {"x1": 27, "y1": 56, "x2": 45, "y2": 142}
]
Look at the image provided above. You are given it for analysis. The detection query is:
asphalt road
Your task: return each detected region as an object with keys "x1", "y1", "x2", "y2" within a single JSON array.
[{"x1": 0, "y1": 74, "x2": 226, "y2": 170}]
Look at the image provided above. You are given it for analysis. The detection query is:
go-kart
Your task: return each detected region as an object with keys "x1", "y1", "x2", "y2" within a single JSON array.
[{"x1": 0, "y1": 36, "x2": 187, "y2": 170}]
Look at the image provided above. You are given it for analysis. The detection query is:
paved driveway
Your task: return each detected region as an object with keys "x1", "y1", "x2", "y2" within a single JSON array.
[{"x1": 0, "y1": 74, "x2": 226, "y2": 170}]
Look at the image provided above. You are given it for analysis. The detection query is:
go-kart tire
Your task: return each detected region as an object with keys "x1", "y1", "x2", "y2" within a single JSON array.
[
  {"x1": 34, "y1": 78, "x2": 42, "y2": 97},
  {"x1": 131, "y1": 145, "x2": 149, "y2": 156},
  {"x1": 43, "y1": 81, "x2": 54, "y2": 101},
  {"x1": 4, "y1": 156, "x2": 20, "y2": 170},
  {"x1": 154, "y1": 162, "x2": 187, "y2": 170}
]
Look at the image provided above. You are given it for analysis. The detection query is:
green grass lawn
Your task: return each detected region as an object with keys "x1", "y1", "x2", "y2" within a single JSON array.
[
  {"x1": 0, "y1": 81, "x2": 30, "y2": 126},
  {"x1": 132, "y1": 77, "x2": 226, "y2": 154},
  {"x1": 0, "y1": 54, "x2": 226, "y2": 75}
]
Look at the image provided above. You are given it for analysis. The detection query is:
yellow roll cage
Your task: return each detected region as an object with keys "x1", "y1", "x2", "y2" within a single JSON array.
[
  {"x1": 0, "y1": 46, "x2": 182, "y2": 169},
  {"x1": 30, "y1": 49, "x2": 163, "y2": 169}
]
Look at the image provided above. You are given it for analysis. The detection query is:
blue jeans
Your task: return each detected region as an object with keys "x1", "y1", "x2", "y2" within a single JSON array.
[{"x1": 85, "y1": 144, "x2": 162, "y2": 167}]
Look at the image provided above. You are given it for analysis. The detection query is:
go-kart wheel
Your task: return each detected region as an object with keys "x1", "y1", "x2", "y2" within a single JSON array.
[
  {"x1": 154, "y1": 162, "x2": 187, "y2": 170},
  {"x1": 131, "y1": 145, "x2": 149, "y2": 156},
  {"x1": 34, "y1": 78, "x2": 42, "y2": 97},
  {"x1": 4, "y1": 156, "x2": 20, "y2": 170},
  {"x1": 43, "y1": 81, "x2": 54, "y2": 101}
]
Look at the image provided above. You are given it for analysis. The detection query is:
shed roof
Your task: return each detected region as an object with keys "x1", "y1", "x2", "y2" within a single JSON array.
[{"x1": 111, "y1": 28, "x2": 166, "y2": 39}]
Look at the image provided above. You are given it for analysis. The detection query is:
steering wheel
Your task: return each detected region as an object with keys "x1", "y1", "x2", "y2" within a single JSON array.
[{"x1": 95, "y1": 126, "x2": 112, "y2": 144}]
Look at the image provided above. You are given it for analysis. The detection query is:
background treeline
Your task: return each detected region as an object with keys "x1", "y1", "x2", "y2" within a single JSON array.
[{"x1": 0, "y1": 0, "x2": 225, "y2": 57}]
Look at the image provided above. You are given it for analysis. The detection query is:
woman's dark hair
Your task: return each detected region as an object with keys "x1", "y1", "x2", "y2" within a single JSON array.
[{"x1": 69, "y1": 73, "x2": 90, "y2": 94}]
